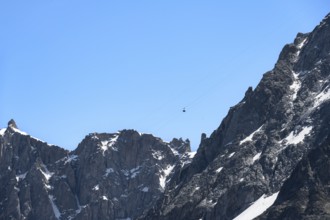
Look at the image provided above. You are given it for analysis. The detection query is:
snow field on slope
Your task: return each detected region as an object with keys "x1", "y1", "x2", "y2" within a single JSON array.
[
  {"x1": 290, "y1": 72, "x2": 301, "y2": 101},
  {"x1": 240, "y1": 125, "x2": 263, "y2": 145},
  {"x1": 282, "y1": 126, "x2": 313, "y2": 145},
  {"x1": 100, "y1": 135, "x2": 119, "y2": 153},
  {"x1": 49, "y1": 195, "x2": 61, "y2": 219},
  {"x1": 252, "y1": 152, "x2": 262, "y2": 162},
  {"x1": 314, "y1": 87, "x2": 330, "y2": 107},
  {"x1": 0, "y1": 128, "x2": 6, "y2": 136},
  {"x1": 233, "y1": 192, "x2": 279, "y2": 220},
  {"x1": 159, "y1": 165, "x2": 175, "y2": 189}
]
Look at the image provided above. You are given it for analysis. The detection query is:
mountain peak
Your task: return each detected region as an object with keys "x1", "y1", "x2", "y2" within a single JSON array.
[{"x1": 7, "y1": 119, "x2": 18, "y2": 129}]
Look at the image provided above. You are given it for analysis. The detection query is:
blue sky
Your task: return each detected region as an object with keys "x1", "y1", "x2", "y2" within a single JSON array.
[{"x1": 1, "y1": 1, "x2": 329, "y2": 151}]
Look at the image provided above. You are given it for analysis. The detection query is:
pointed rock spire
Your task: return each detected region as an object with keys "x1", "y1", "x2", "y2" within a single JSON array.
[{"x1": 8, "y1": 119, "x2": 18, "y2": 129}]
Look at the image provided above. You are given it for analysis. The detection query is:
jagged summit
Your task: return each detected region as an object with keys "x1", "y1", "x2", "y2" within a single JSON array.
[
  {"x1": 0, "y1": 120, "x2": 193, "y2": 220},
  {"x1": 76, "y1": 129, "x2": 191, "y2": 156},
  {"x1": 7, "y1": 119, "x2": 18, "y2": 129},
  {"x1": 142, "y1": 12, "x2": 330, "y2": 220}
]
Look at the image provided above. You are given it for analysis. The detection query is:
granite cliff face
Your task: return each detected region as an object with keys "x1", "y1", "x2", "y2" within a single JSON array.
[
  {"x1": 257, "y1": 134, "x2": 330, "y2": 220},
  {"x1": 0, "y1": 121, "x2": 68, "y2": 220},
  {"x1": 143, "y1": 13, "x2": 330, "y2": 220},
  {"x1": 1, "y1": 13, "x2": 330, "y2": 220},
  {"x1": 0, "y1": 122, "x2": 192, "y2": 220}
]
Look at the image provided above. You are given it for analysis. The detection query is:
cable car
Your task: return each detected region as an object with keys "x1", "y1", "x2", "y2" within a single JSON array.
[{"x1": 182, "y1": 108, "x2": 186, "y2": 113}]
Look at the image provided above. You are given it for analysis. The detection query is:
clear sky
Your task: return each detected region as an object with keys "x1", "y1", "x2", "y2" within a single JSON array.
[{"x1": 1, "y1": 1, "x2": 329, "y2": 151}]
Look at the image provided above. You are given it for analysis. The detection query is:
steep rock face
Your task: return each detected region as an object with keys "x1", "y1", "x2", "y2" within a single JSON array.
[
  {"x1": 70, "y1": 130, "x2": 191, "y2": 220},
  {"x1": 0, "y1": 123, "x2": 192, "y2": 220},
  {"x1": 0, "y1": 121, "x2": 68, "y2": 220},
  {"x1": 143, "y1": 13, "x2": 330, "y2": 220},
  {"x1": 257, "y1": 134, "x2": 330, "y2": 220}
]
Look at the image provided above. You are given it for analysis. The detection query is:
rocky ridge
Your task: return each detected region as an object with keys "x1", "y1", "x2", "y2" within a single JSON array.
[
  {"x1": 0, "y1": 121, "x2": 192, "y2": 220},
  {"x1": 142, "y1": 13, "x2": 330, "y2": 220}
]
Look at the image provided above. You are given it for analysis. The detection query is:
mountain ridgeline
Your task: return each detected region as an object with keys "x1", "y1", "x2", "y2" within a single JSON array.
[
  {"x1": 1, "y1": 13, "x2": 330, "y2": 220},
  {"x1": 0, "y1": 122, "x2": 193, "y2": 220}
]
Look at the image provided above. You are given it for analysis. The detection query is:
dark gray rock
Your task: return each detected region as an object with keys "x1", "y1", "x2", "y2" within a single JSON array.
[
  {"x1": 7, "y1": 119, "x2": 17, "y2": 129},
  {"x1": 257, "y1": 132, "x2": 330, "y2": 220},
  {"x1": 0, "y1": 122, "x2": 68, "y2": 220},
  {"x1": 142, "y1": 12, "x2": 330, "y2": 220},
  {"x1": 68, "y1": 130, "x2": 191, "y2": 220},
  {"x1": 0, "y1": 123, "x2": 191, "y2": 220}
]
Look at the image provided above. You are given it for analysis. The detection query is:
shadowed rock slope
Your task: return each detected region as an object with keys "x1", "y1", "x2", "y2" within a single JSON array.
[
  {"x1": 0, "y1": 121, "x2": 192, "y2": 220},
  {"x1": 257, "y1": 133, "x2": 330, "y2": 220},
  {"x1": 143, "y1": 13, "x2": 330, "y2": 220}
]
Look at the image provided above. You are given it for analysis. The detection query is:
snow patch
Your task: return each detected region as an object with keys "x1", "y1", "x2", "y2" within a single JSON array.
[
  {"x1": 240, "y1": 126, "x2": 263, "y2": 145},
  {"x1": 11, "y1": 127, "x2": 28, "y2": 136},
  {"x1": 159, "y1": 165, "x2": 175, "y2": 189},
  {"x1": 64, "y1": 155, "x2": 78, "y2": 164},
  {"x1": 225, "y1": 141, "x2": 233, "y2": 146},
  {"x1": 228, "y1": 152, "x2": 235, "y2": 158},
  {"x1": 104, "y1": 168, "x2": 114, "y2": 177},
  {"x1": 159, "y1": 176, "x2": 166, "y2": 189},
  {"x1": 198, "y1": 198, "x2": 217, "y2": 207},
  {"x1": 152, "y1": 151, "x2": 164, "y2": 160},
  {"x1": 216, "y1": 167, "x2": 223, "y2": 173},
  {"x1": 30, "y1": 136, "x2": 48, "y2": 144},
  {"x1": 130, "y1": 166, "x2": 141, "y2": 178},
  {"x1": 233, "y1": 192, "x2": 279, "y2": 220},
  {"x1": 253, "y1": 153, "x2": 262, "y2": 162},
  {"x1": 9, "y1": 127, "x2": 51, "y2": 144},
  {"x1": 49, "y1": 195, "x2": 61, "y2": 219},
  {"x1": 91, "y1": 134, "x2": 99, "y2": 140},
  {"x1": 314, "y1": 87, "x2": 330, "y2": 107},
  {"x1": 100, "y1": 135, "x2": 119, "y2": 153},
  {"x1": 122, "y1": 169, "x2": 129, "y2": 177},
  {"x1": 141, "y1": 187, "x2": 149, "y2": 192},
  {"x1": 122, "y1": 166, "x2": 141, "y2": 179},
  {"x1": 290, "y1": 72, "x2": 301, "y2": 100},
  {"x1": 297, "y1": 38, "x2": 307, "y2": 49},
  {"x1": 92, "y1": 185, "x2": 100, "y2": 191},
  {"x1": 187, "y1": 151, "x2": 196, "y2": 158},
  {"x1": 0, "y1": 128, "x2": 6, "y2": 136},
  {"x1": 282, "y1": 126, "x2": 313, "y2": 145},
  {"x1": 295, "y1": 38, "x2": 307, "y2": 59},
  {"x1": 45, "y1": 183, "x2": 52, "y2": 190},
  {"x1": 39, "y1": 165, "x2": 53, "y2": 181},
  {"x1": 16, "y1": 172, "x2": 27, "y2": 182},
  {"x1": 102, "y1": 196, "x2": 108, "y2": 200},
  {"x1": 169, "y1": 146, "x2": 179, "y2": 156}
]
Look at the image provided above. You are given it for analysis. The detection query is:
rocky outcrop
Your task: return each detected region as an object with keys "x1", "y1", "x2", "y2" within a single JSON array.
[
  {"x1": 143, "y1": 13, "x2": 330, "y2": 220},
  {"x1": 0, "y1": 120, "x2": 68, "y2": 220},
  {"x1": 0, "y1": 122, "x2": 191, "y2": 220},
  {"x1": 257, "y1": 133, "x2": 330, "y2": 220}
]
